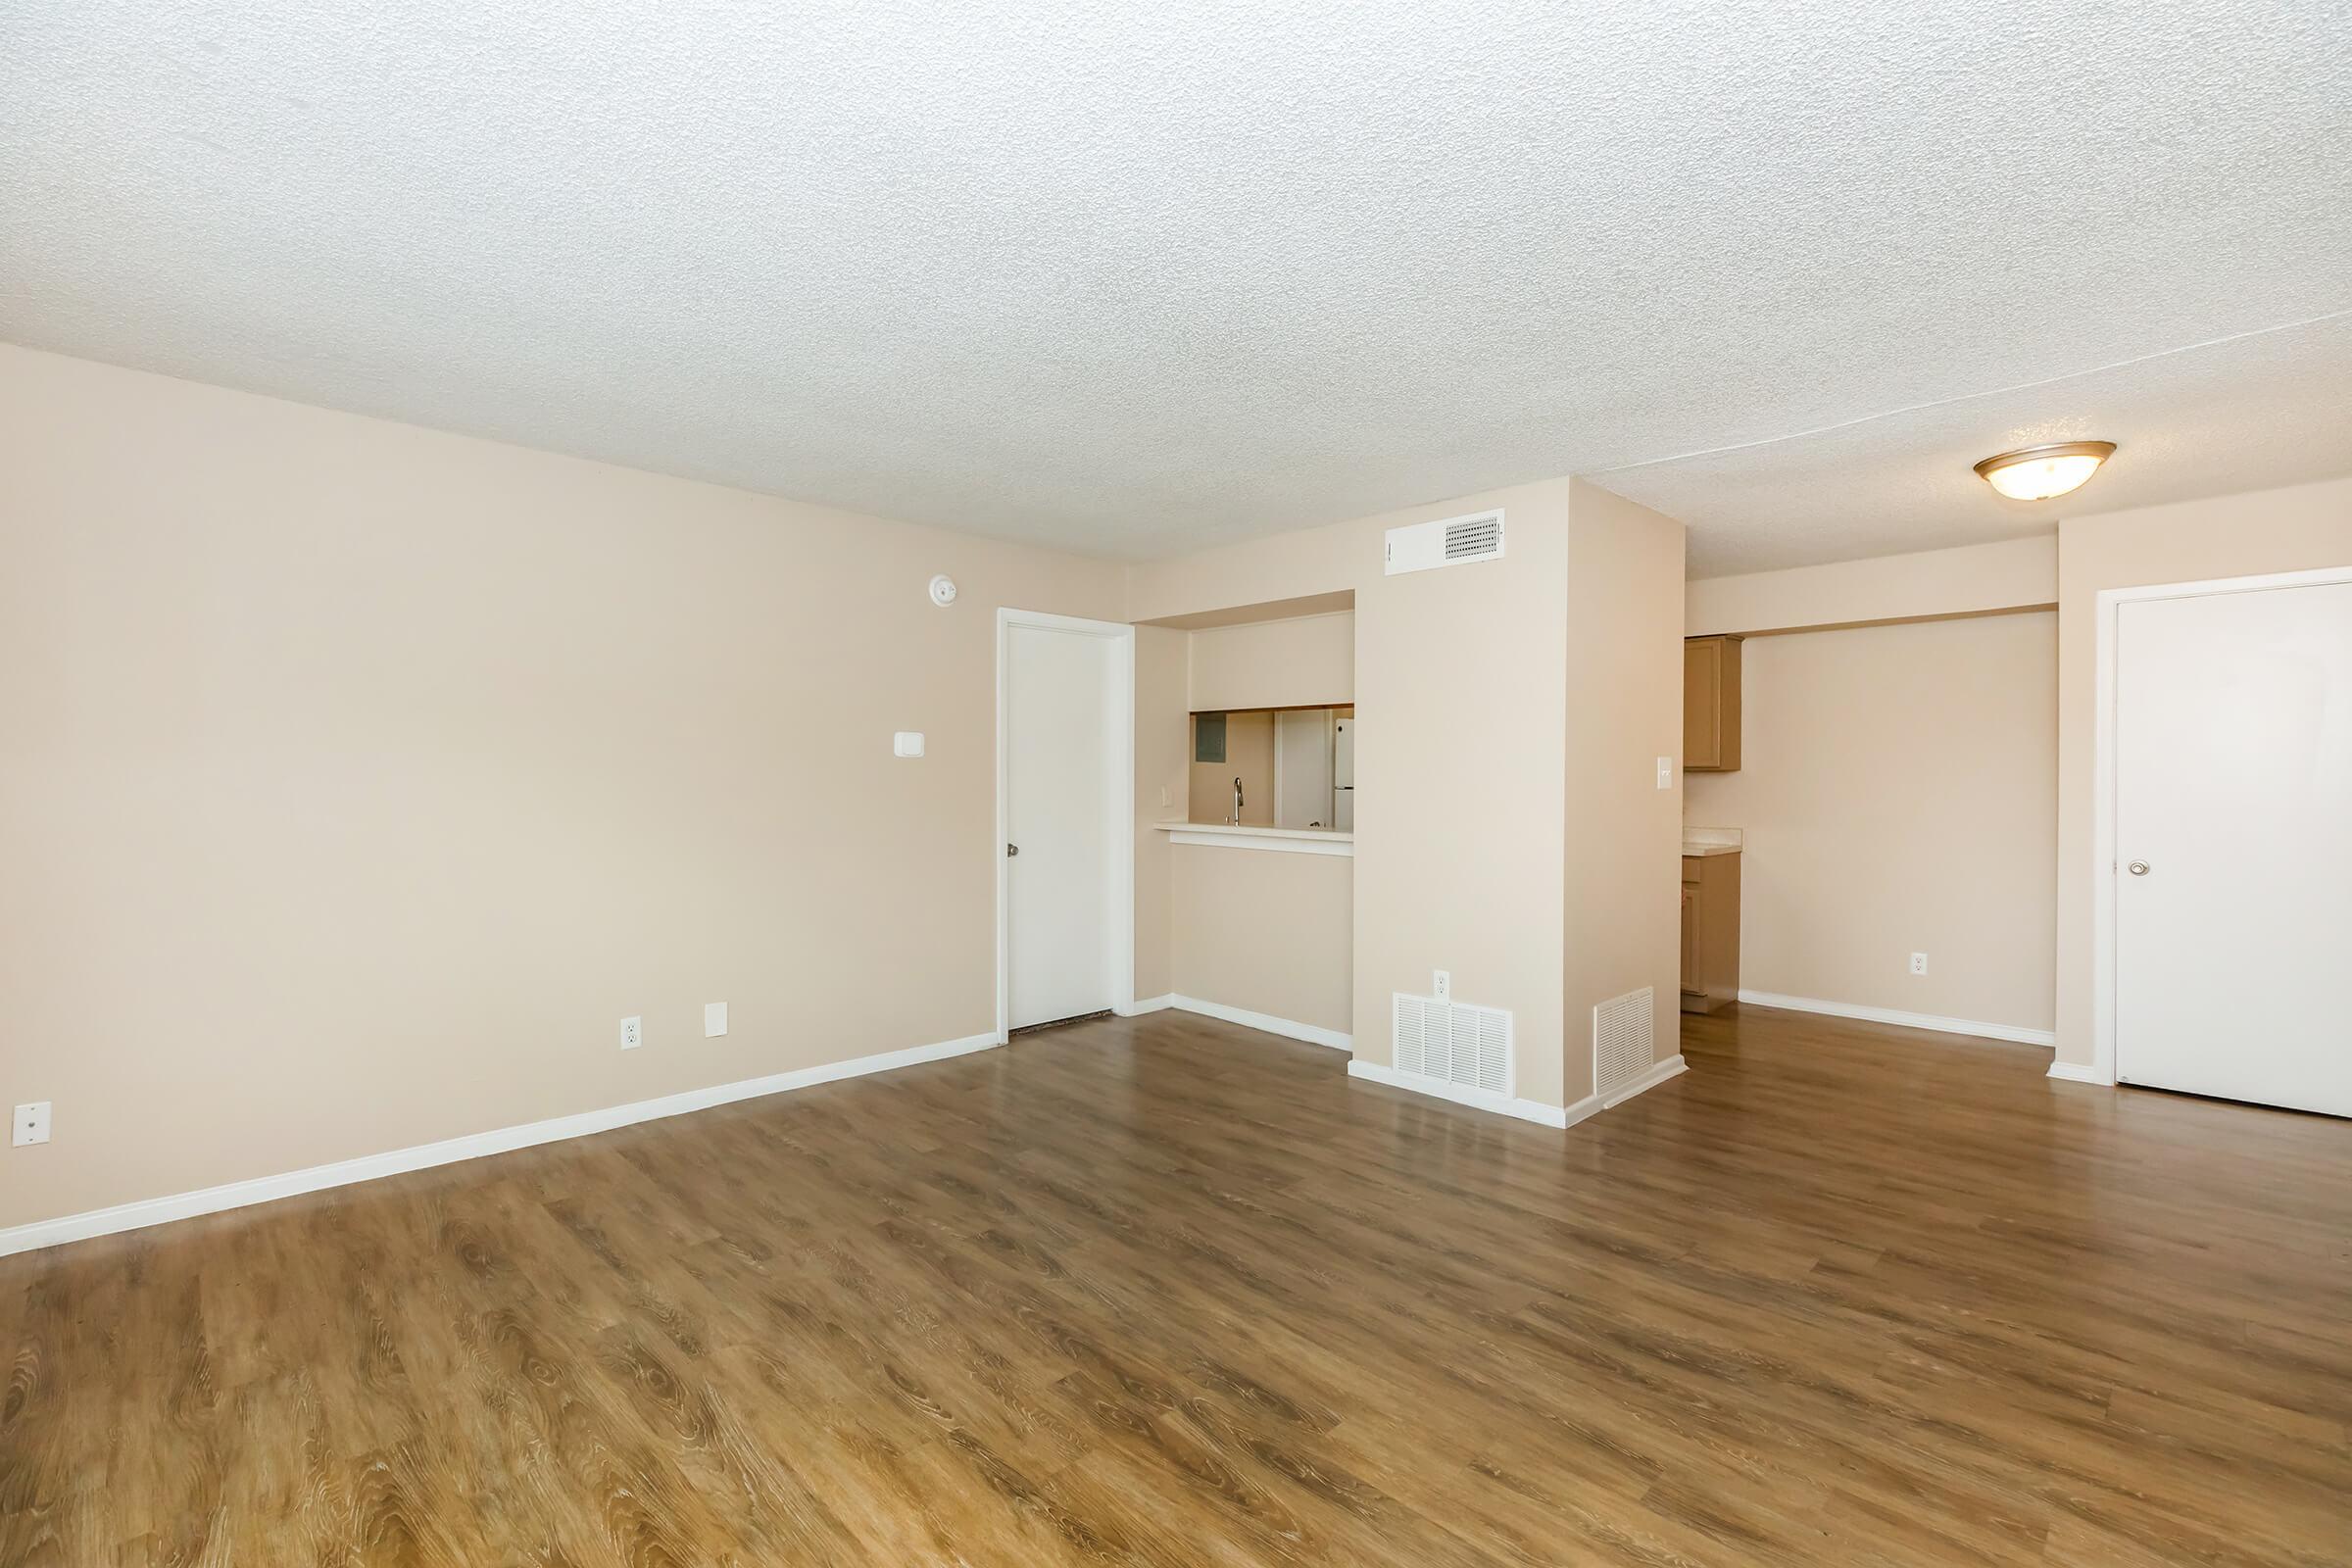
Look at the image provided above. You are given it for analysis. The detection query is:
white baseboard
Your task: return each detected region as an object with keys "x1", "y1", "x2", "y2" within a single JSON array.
[
  {"x1": 0, "y1": 1030, "x2": 1002, "y2": 1260},
  {"x1": 1118, "y1": 993, "x2": 1175, "y2": 1016},
  {"x1": 1736, "y1": 990, "x2": 2056, "y2": 1049},
  {"x1": 1601, "y1": 1053, "x2": 1689, "y2": 1109},
  {"x1": 1170, "y1": 995, "x2": 1351, "y2": 1052},
  {"x1": 1348, "y1": 1052, "x2": 1690, "y2": 1132},
  {"x1": 1344, "y1": 1059, "x2": 1573, "y2": 1128},
  {"x1": 1534, "y1": 1052, "x2": 1694, "y2": 1129},
  {"x1": 2045, "y1": 1059, "x2": 2114, "y2": 1085}
]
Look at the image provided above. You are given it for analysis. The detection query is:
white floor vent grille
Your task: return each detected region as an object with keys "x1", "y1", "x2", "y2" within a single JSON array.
[
  {"x1": 1594, "y1": 987, "x2": 1654, "y2": 1096},
  {"x1": 1393, "y1": 994, "x2": 1512, "y2": 1097}
]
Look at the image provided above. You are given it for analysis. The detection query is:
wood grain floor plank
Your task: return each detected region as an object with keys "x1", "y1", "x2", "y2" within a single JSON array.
[{"x1": 3, "y1": 1003, "x2": 2347, "y2": 1564}]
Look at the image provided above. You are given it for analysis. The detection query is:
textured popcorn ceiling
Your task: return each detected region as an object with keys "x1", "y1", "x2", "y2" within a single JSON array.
[{"x1": 3, "y1": 2, "x2": 2348, "y2": 573}]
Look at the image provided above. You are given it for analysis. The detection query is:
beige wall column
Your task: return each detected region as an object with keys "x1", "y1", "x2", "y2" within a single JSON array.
[
  {"x1": 1128, "y1": 477, "x2": 1578, "y2": 1106},
  {"x1": 1131, "y1": 624, "x2": 1189, "y2": 1003},
  {"x1": 1562, "y1": 480, "x2": 1688, "y2": 1101}
]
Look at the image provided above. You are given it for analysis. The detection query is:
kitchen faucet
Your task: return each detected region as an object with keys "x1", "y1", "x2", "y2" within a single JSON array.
[{"x1": 1231, "y1": 775, "x2": 1244, "y2": 824}]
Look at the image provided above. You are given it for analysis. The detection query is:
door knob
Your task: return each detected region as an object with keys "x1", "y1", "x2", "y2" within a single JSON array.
[
  {"x1": 1006, "y1": 843, "x2": 1020, "y2": 858},
  {"x1": 2127, "y1": 860, "x2": 2149, "y2": 875}
]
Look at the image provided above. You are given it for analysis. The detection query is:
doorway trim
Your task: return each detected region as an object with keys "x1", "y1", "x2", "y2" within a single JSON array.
[
  {"x1": 996, "y1": 607, "x2": 1136, "y2": 1043},
  {"x1": 2087, "y1": 562, "x2": 2352, "y2": 1087}
]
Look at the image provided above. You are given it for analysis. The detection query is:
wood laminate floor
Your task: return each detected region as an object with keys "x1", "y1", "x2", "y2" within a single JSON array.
[{"x1": 3, "y1": 1004, "x2": 2348, "y2": 1566}]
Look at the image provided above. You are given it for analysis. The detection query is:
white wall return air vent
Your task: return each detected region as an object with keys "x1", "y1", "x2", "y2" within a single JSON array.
[
  {"x1": 1393, "y1": 993, "x2": 1512, "y2": 1097},
  {"x1": 1385, "y1": 509, "x2": 1505, "y2": 576},
  {"x1": 1593, "y1": 986, "x2": 1654, "y2": 1097}
]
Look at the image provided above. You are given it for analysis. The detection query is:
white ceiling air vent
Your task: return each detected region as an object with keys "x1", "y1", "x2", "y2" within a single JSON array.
[
  {"x1": 1593, "y1": 987, "x2": 1654, "y2": 1097},
  {"x1": 1394, "y1": 993, "x2": 1511, "y2": 1097},
  {"x1": 1385, "y1": 508, "x2": 1505, "y2": 576}
]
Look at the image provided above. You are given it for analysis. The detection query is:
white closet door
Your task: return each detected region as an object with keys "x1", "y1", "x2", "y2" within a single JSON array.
[
  {"x1": 1004, "y1": 623, "x2": 1113, "y2": 1029},
  {"x1": 2115, "y1": 579, "x2": 2352, "y2": 1116}
]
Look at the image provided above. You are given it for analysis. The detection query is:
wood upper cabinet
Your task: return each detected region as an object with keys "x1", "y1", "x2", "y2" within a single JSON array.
[{"x1": 1684, "y1": 635, "x2": 1742, "y2": 772}]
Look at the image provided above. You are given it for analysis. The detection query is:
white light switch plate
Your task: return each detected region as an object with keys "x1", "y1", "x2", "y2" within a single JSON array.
[
  {"x1": 13, "y1": 1102, "x2": 50, "y2": 1146},
  {"x1": 893, "y1": 731, "x2": 925, "y2": 758},
  {"x1": 705, "y1": 1002, "x2": 728, "y2": 1038},
  {"x1": 1656, "y1": 756, "x2": 1674, "y2": 789}
]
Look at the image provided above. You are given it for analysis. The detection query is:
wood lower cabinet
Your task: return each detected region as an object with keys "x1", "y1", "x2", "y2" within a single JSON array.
[
  {"x1": 1684, "y1": 635, "x2": 1742, "y2": 771},
  {"x1": 1680, "y1": 883, "x2": 1698, "y2": 984},
  {"x1": 1680, "y1": 852, "x2": 1741, "y2": 1013}
]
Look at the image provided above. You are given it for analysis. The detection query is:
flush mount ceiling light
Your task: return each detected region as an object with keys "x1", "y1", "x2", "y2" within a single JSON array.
[{"x1": 1972, "y1": 440, "x2": 2117, "y2": 502}]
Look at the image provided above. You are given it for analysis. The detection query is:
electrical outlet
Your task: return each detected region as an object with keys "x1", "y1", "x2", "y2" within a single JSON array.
[
  {"x1": 1656, "y1": 756, "x2": 1674, "y2": 790},
  {"x1": 620, "y1": 1015, "x2": 644, "y2": 1050},
  {"x1": 13, "y1": 1102, "x2": 50, "y2": 1147},
  {"x1": 1910, "y1": 953, "x2": 1929, "y2": 976},
  {"x1": 705, "y1": 1002, "x2": 728, "y2": 1038},
  {"x1": 1433, "y1": 969, "x2": 1451, "y2": 1001}
]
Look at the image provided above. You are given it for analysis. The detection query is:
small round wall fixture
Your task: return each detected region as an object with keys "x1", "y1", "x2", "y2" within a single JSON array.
[
  {"x1": 1972, "y1": 440, "x2": 2116, "y2": 502},
  {"x1": 928, "y1": 574, "x2": 957, "y2": 607}
]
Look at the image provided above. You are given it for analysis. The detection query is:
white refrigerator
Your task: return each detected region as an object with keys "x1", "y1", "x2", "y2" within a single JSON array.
[{"x1": 1333, "y1": 716, "x2": 1354, "y2": 832}]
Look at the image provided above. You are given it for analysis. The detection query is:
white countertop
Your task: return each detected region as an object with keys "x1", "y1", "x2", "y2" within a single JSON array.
[
  {"x1": 1683, "y1": 826, "x2": 1743, "y2": 857},
  {"x1": 1153, "y1": 820, "x2": 1354, "y2": 857}
]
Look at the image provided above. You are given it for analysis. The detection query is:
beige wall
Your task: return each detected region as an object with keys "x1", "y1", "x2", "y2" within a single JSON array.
[
  {"x1": 1130, "y1": 476, "x2": 1678, "y2": 1112},
  {"x1": 1157, "y1": 612, "x2": 1349, "y2": 1009},
  {"x1": 1187, "y1": 612, "x2": 1353, "y2": 710},
  {"x1": 1563, "y1": 481, "x2": 1689, "y2": 1097},
  {"x1": 1127, "y1": 514, "x2": 1382, "y2": 626},
  {"x1": 1353, "y1": 496, "x2": 1572, "y2": 1099},
  {"x1": 1132, "y1": 625, "x2": 1188, "y2": 1002},
  {"x1": 1169, "y1": 848, "x2": 1352, "y2": 1032},
  {"x1": 2052, "y1": 477, "x2": 2352, "y2": 1067},
  {"x1": 1688, "y1": 536, "x2": 2055, "y2": 637},
  {"x1": 0, "y1": 343, "x2": 1125, "y2": 1232},
  {"x1": 1131, "y1": 478, "x2": 1576, "y2": 1103},
  {"x1": 1189, "y1": 710, "x2": 1275, "y2": 825},
  {"x1": 1684, "y1": 613, "x2": 2059, "y2": 1032}
]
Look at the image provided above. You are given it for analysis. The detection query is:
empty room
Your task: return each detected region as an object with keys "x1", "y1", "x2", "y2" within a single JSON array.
[{"x1": 4, "y1": 4, "x2": 2348, "y2": 1564}]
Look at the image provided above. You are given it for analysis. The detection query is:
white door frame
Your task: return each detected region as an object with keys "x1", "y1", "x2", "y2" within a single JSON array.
[
  {"x1": 2087, "y1": 562, "x2": 2352, "y2": 1087},
  {"x1": 996, "y1": 607, "x2": 1136, "y2": 1043}
]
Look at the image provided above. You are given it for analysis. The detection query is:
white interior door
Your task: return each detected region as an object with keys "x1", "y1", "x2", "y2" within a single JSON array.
[
  {"x1": 2115, "y1": 578, "x2": 2352, "y2": 1116},
  {"x1": 1005, "y1": 621, "x2": 1115, "y2": 1029}
]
